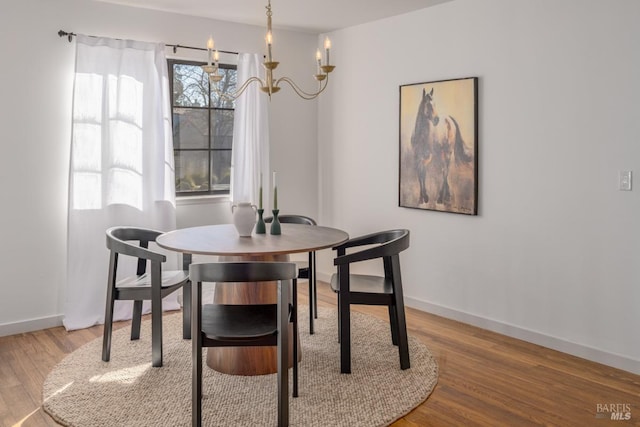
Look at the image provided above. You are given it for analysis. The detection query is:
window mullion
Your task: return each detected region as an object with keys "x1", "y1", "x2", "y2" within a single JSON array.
[{"x1": 169, "y1": 59, "x2": 235, "y2": 196}]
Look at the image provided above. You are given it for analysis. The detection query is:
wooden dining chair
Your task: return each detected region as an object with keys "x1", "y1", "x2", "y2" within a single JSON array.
[
  {"x1": 103, "y1": 227, "x2": 191, "y2": 368},
  {"x1": 189, "y1": 261, "x2": 298, "y2": 427},
  {"x1": 264, "y1": 214, "x2": 319, "y2": 334},
  {"x1": 331, "y1": 229, "x2": 411, "y2": 374}
]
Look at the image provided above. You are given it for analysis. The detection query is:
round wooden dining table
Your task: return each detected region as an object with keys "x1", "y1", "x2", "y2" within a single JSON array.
[{"x1": 157, "y1": 223, "x2": 348, "y2": 375}]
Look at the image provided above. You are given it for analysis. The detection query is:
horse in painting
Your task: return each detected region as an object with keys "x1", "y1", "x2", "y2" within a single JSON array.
[{"x1": 411, "y1": 87, "x2": 473, "y2": 206}]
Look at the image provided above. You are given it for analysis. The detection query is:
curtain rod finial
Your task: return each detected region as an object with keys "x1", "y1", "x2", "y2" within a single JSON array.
[{"x1": 58, "y1": 30, "x2": 74, "y2": 42}]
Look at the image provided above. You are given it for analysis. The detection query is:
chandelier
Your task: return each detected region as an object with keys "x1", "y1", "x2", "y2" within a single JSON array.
[{"x1": 201, "y1": 0, "x2": 335, "y2": 100}]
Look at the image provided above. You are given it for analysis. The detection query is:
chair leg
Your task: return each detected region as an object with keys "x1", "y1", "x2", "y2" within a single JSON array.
[
  {"x1": 183, "y1": 282, "x2": 192, "y2": 340},
  {"x1": 192, "y1": 281, "x2": 202, "y2": 427},
  {"x1": 151, "y1": 263, "x2": 163, "y2": 368},
  {"x1": 336, "y1": 292, "x2": 341, "y2": 344},
  {"x1": 338, "y1": 265, "x2": 351, "y2": 374},
  {"x1": 102, "y1": 253, "x2": 117, "y2": 362},
  {"x1": 391, "y1": 257, "x2": 410, "y2": 370},
  {"x1": 312, "y1": 252, "x2": 318, "y2": 319},
  {"x1": 388, "y1": 305, "x2": 399, "y2": 346},
  {"x1": 394, "y1": 302, "x2": 410, "y2": 370},
  {"x1": 339, "y1": 296, "x2": 351, "y2": 374},
  {"x1": 131, "y1": 300, "x2": 143, "y2": 340},
  {"x1": 277, "y1": 279, "x2": 290, "y2": 426},
  {"x1": 182, "y1": 253, "x2": 193, "y2": 340},
  {"x1": 292, "y1": 279, "x2": 299, "y2": 398},
  {"x1": 308, "y1": 252, "x2": 314, "y2": 335},
  {"x1": 102, "y1": 292, "x2": 115, "y2": 362}
]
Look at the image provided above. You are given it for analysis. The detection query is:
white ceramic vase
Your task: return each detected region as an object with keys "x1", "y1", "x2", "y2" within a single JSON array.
[{"x1": 232, "y1": 202, "x2": 257, "y2": 237}]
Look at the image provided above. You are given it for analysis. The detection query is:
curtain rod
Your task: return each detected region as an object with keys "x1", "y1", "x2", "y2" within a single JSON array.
[{"x1": 57, "y1": 30, "x2": 239, "y2": 56}]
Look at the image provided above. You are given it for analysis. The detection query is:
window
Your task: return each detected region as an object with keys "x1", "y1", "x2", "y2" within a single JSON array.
[{"x1": 168, "y1": 59, "x2": 237, "y2": 196}]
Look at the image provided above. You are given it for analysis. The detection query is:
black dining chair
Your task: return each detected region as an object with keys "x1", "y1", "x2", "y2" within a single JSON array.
[
  {"x1": 189, "y1": 261, "x2": 298, "y2": 427},
  {"x1": 331, "y1": 229, "x2": 410, "y2": 374},
  {"x1": 103, "y1": 226, "x2": 191, "y2": 368},
  {"x1": 264, "y1": 214, "x2": 319, "y2": 334}
]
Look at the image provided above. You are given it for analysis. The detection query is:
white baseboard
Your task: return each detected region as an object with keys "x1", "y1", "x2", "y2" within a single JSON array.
[
  {"x1": 318, "y1": 271, "x2": 639, "y2": 375},
  {"x1": 405, "y1": 296, "x2": 639, "y2": 375},
  {"x1": 317, "y1": 272, "x2": 332, "y2": 286},
  {"x1": 0, "y1": 314, "x2": 64, "y2": 337}
]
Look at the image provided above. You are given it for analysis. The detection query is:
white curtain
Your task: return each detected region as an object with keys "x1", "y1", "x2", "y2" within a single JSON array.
[
  {"x1": 231, "y1": 53, "x2": 270, "y2": 208},
  {"x1": 64, "y1": 35, "x2": 179, "y2": 331}
]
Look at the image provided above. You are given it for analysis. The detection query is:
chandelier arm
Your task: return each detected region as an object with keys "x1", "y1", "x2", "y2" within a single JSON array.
[
  {"x1": 274, "y1": 76, "x2": 329, "y2": 100},
  {"x1": 211, "y1": 76, "x2": 266, "y2": 101},
  {"x1": 204, "y1": 1, "x2": 334, "y2": 102}
]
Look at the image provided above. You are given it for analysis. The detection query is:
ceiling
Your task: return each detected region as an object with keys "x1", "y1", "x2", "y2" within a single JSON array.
[{"x1": 92, "y1": 0, "x2": 452, "y2": 33}]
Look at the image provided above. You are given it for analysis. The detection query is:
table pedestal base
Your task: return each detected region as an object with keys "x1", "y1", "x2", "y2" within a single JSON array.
[{"x1": 206, "y1": 254, "x2": 301, "y2": 375}]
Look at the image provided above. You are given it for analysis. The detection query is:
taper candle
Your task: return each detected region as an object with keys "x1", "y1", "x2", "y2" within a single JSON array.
[
  {"x1": 259, "y1": 173, "x2": 263, "y2": 209},
  {"x1": 272, "y1": 171, "x2": 278, "y2": 210}
]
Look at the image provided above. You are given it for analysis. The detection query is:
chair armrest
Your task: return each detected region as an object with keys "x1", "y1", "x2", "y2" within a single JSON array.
[
  {"x1": 332, "y1": 229, "x2": 400, "y2": 251},
  {"x1": 333, "y1": 245, "x2": 382, "y2": 266}
]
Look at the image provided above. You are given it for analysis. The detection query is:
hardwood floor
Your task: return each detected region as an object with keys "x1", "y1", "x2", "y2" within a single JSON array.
[{"x1": 1, "y1": 282, "x2": 639, "y2": 426}]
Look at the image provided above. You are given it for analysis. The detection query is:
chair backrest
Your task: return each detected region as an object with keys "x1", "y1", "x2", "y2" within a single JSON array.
[
  {"x1": 263, "y1": 214, "x2": 316, "y2": 226},
  {"x1": 189, "y1": 262, "x2": 297, "y2": 284},
  {"x1": 106, "y1": 227, "x2": 162, "y2": 248},
  {"x1": 334, "y1": 229, "x2": 410, "y2": 265},
  {"x1": 106, "y1": 227, "x2": 166, "y2": 274},
  {"x1": 366, "y1": 229, "x2": 410, "y2": 257}
]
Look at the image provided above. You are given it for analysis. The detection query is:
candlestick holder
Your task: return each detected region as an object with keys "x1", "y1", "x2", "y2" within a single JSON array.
[
  {"x1": 255, "y1": 208, "x2": 266, "y2": 234},
  {"x1": 270, "y1": 209, "x2": 281, "y2": 235}
]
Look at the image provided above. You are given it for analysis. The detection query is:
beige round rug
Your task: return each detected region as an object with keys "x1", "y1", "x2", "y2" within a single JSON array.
[{"x1": 43, "y1": 306, "x2": 438, "y2": 426}]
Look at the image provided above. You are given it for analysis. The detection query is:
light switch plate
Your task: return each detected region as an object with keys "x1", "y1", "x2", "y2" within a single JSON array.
[{"x1": 619, "y1": 171, "x2": 632, "y2": 191}]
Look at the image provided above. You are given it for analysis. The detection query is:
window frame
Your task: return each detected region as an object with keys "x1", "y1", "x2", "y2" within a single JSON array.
[{"x1": 167, "y1": 58, "x2": 237, "y2": 197}]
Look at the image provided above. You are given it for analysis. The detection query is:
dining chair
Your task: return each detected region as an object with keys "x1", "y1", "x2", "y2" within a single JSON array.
[
  {"x1": 264, "y1": 214, "x2": 319, "y2": 334},
  {"x1": 331, "y1": 229, "x2": 410, "y2": 374},
  {"x1": 103, "y1": 226, "x2": 191, "y2": 368},
  {"x1": 189, "y1": 261, "x2": 298, "y2": 427}
]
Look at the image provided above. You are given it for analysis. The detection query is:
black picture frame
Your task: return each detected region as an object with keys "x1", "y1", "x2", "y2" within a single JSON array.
[{"x1": 399, "y1": 77, "x2": 478, "y2": 215}]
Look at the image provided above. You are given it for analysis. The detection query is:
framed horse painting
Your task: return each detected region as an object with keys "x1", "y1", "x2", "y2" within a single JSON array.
[{"x1": 399, "y1": 77, "x2": 478, "y2": 215}]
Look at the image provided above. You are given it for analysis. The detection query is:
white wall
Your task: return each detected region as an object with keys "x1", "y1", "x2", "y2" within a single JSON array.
[
  {"x1": 317, "y1": 0, "x2": 639, "y2": 373},
  {"x1": 2, "y1": 0, "x2": 637, "y2": 375},
  {"x1": 0, "y1": 0, "x2": 319, "y2": 334}
]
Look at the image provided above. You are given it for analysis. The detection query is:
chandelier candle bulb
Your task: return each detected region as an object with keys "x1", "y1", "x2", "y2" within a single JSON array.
[
  {"x1": 316, "y1": 49, "x2": 322, "y2": 74},
  {"x1": 213, "y1": 50, "x2": 219, "y2": 66},
  {"x1": 266, "y1": 31, "x2": 273, "y2": 62},
  {"x1": 206, "y1": 36, "x2": 214, "y2": 66},
  {"x1": 324, "y1": 37, "x2": 331, "y2": 65}
]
